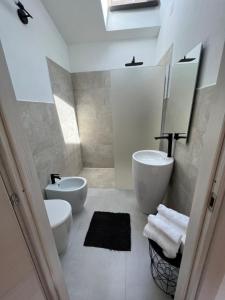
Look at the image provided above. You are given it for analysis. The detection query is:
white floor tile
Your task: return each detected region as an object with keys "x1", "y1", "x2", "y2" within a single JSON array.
[{"x1": 60, "y1": 188, "x2": 171, "y2": 300}]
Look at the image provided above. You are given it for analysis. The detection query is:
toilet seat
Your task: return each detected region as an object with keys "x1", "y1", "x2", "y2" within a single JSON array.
[
  {"x1": 44, "y1": 199, "x2": 72, "y2": 255},
  {"x1": 44, "y1": 199, "x2": 72, "y2": 229}
]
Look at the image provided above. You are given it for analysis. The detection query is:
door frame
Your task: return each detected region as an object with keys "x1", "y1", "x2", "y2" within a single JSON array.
[
  {"x1": 185, "y1": 120, "x2": 225, "y2": 300},
  {"x1": 0, "y1": 42, "x2": 69, "y2": 300},
  {"x1": 175, "y1": 43, "x2": 225, "y2": 299},
  {"x1": 194, "y1": 129, "x2": 225, "y2": 299},
  {"x1": 0, "y1": 160, "x2": 46, "y2": 300},
  {"x1": 1, "y1": 33, "x2": 225, "y2": 300}
]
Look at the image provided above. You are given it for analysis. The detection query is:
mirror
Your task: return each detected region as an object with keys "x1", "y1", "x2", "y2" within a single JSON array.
[{"x1": 164, "y1": 43, "x2": 202, "y2": 139}]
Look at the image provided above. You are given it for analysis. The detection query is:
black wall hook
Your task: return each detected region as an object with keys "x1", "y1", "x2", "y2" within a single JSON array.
[
  {"x1": 125, "y1": 56, "x2": 143, "y2": 67},
  {"x1": 15, "y1": 1, "x2": 33, "y2": 25}
]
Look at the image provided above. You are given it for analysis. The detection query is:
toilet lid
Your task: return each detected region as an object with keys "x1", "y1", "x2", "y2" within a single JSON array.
[{"x1": 44, "y1": 200, "x2": 72, "y2": 229}]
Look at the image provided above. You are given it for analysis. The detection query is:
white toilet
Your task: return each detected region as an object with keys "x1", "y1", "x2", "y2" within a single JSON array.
[{"x1": 44, "y1": 199, "x2": 72, "y2": 255}]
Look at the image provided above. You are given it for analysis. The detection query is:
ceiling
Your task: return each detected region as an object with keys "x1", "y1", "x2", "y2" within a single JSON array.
[{"x1": 41, "y1": 0, "x2": 160, "y2": 45}]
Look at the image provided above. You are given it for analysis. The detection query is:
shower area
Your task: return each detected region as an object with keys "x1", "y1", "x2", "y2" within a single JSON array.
[{"x1": 73, "y1": 65, "x2": 165, "y2": 189}]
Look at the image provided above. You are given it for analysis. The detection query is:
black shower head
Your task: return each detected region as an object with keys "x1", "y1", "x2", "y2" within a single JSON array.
[
  {"x1": 125, "y1": 56, "x2": 143, "y2": 67},
  {"x1": 178, "y1": 56, "x2": 196, "y2": 63}
]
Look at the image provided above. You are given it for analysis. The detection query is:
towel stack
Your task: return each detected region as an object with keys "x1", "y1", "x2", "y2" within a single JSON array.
[{"x1": 143, "y1": 204, "x2": 189, "y2": 259}]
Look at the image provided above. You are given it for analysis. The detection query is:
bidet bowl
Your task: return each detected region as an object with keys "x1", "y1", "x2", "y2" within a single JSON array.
[
  {"x1": 45, "y1": 177, "x2": 88, "y2": 214},
  {"x1": 132, "y1": 150, "x2": 174, "y2": 214}
]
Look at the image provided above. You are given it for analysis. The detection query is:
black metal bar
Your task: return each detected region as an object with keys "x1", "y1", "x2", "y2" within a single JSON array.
[
  {"x1": 110, "y1": 0, "x2": 159, "y2": 11},
  {"x1": 174, "y1": 133, "x2": 187, "y2": 140}
]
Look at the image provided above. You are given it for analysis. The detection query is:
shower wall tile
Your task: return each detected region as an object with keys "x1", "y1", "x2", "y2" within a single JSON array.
[
  {"x1": 18, "y1": 60, "x2": 82, "y2": 193},
  {"x1": 161, "y1": 85, "x2": 215, "y2": 215},
  {"x1": 72, "y1": 71, "x2": 114, "y2": 168},
  {"x1": 81, "y1": 144, "x2": 114, "y2": 168},
  {"x1": 72, "y1": 71, "x2": 110, "y2": 90}
]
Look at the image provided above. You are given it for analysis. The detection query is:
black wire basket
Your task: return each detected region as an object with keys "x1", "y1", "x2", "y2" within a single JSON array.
[{"x1": 149, "y1": 239, "x2": 182, "y2": 298}]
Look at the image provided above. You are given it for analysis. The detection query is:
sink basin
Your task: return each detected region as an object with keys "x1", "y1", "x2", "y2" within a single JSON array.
[
  {"x1": 133, "y1": 150, "x2": 173, "y2": 166},
  {"x1": 132, "y1": 150, "x2": 174, "y2": 214},
  {"x1": 45, "y1": 177, "x2": 88, "y2": 214}
]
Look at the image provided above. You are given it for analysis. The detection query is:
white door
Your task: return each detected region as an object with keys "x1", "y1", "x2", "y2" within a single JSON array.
[{"x1": 0, "y1": 174, "x2": 46, "y2": 300}]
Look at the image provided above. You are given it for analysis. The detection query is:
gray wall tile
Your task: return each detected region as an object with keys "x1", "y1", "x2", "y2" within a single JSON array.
[
  {"x1": 161, "y1": 85, "x2": 215, "y2": 215},
  {"x1": 17, "y1": 60, "x2": 82, "y2": 193},
  {"x1": 72, "y1": 71, "x2": 114, "y2": 168},
  {"x1": 72, "y1": 71, "x2": 111, "y2": 90}
]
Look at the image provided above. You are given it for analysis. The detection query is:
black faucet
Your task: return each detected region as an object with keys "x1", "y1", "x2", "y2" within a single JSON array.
[
  {"x1": 154, "y1": 133, "x2": 173, "y2": 158},
  {"x1": 174, "y1": 133, "x2": 187, "y2": 140},
  {"x1": 50, "y1": 173, "x2": 61, "y2": 184}
]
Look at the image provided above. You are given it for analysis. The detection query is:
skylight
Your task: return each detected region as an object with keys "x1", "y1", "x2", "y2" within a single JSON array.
[{"x1": 109, "y1": 0, "x2": 159, "y2": 11}]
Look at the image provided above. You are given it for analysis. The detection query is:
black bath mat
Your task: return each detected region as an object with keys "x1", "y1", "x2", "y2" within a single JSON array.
[{"x1": 84, "y1": 211, "x2": 131, "y2": 251}]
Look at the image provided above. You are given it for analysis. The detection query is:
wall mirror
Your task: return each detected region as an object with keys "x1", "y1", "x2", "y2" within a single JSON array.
[{"x1": 164, "y1": 43, "x2": 202, "y2": 140}]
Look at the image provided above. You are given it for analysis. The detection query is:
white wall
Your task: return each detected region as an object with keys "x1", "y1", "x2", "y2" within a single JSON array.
[
  {"x1": 0, "y1": 0, "x2": 70, "y2": 103},
  {"x1": 69, "y1": 39, "x2": 157, "y2": 72},
  {"x1": 157, "y1": 0, "x2": 225, "y2": 87}
]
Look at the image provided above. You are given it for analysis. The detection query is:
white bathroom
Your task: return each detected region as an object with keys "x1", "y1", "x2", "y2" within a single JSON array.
[{"x1": 1, "y1": 1, "x2": 225, "y2": 300}]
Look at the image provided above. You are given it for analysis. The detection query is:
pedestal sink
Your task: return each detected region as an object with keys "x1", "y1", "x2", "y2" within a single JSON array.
[{"x1": 132, "y1": 150, "x2": 174, "y2": 214}]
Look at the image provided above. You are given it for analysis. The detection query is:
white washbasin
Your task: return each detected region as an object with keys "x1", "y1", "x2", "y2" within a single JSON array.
[
  {"x1": 133, "y1": 150, "x2": 173, "y2": 166},
  {"x1": 45, "y1": 177, "x2": 87, "y2": 214},
  {"x1": 132, "y1": 150, "x2": 174, "y2": 214}
]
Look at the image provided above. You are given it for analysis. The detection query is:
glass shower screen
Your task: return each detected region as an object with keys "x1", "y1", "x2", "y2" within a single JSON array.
[{"x1": 110, "y1": 66, "x2": 165, "y2": 189}]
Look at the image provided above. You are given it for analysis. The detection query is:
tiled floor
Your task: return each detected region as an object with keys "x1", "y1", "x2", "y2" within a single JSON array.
[
  {"x1": 60, "y1": 188, "x2": 171, "y2": 300},
  {"x1": 79, "y1": 168, "x2": 115, "y2": 188}
]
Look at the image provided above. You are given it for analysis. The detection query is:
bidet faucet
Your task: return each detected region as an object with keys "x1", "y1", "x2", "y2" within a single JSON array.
[
  {"x1": 154, "y1": 133, "x2": 173, "y2": 158},
  {"x1": 50, "y1": 173, "x2": 61, "y2": 184}
]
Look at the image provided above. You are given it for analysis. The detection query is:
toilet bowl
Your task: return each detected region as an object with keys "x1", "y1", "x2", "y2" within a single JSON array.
[
  {"x1": 45, "y1": 177, "x2": 88, "y2": 214},
  {"x1": 44, "y1": 199, "x2": 72, "y2": 255}
]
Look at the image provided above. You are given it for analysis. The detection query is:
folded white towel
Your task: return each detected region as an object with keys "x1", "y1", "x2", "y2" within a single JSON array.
[
  {"x1": 148, "y1": 214, "x2": 182, "y2": 244},
  {"x1": 157, "y1": 204, "x2": 189, "y2": 231},
  {"x1": 156, "y1": 213, "x2": 186, "y2": 236},
  {"x1": 143, "y1": 223, "x2": 180, "y2": 259},
  {"x1": 180, "y1": 234, "x2": 186, "y2": 253}
]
